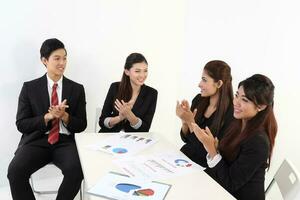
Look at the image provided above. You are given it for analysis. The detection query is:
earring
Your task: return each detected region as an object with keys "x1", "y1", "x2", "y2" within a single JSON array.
[{"x1": 257, "y1": 108, "x2": 261, "y2": 112}]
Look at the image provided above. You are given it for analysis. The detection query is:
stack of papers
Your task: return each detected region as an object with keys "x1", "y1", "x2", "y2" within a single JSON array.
[
  {"x1": 87, "y1": 172, "x2": 171, "y2": 200},
  {"x1": 86, "y1": 133, "x2": 157, "y2": 156},
  {"x1": 114, "y1": 152, "x2": 205, "y2": 180}
]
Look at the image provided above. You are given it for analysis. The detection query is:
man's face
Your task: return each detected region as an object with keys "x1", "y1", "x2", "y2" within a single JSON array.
[{"x1": 42, "y1": 48, "x2": 67, "y2": 79}]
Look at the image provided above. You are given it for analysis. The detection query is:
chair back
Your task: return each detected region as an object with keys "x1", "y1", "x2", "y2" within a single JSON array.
[
  {"x1": 94, "y1": 107, "x2": 102, "y2": 132},
  {"x1": 266, "y1": 159, "x2": 300, "y2": 200}
]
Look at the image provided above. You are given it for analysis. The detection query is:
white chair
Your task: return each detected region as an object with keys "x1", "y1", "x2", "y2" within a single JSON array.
[
  {"x1": 265, "y1": 159, "x2": 300, "y2": 199},
  {"x1": 30, "y1": 163, "x2": 61, "y2": 195},
  {"x1": 94, "y1": 107, "x2": 102, "y2": 132},
  {"x1": 30, "y1": 164, "x2": 83, "y2": 199}
]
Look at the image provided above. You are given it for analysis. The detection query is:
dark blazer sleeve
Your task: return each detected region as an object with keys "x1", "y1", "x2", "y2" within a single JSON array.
[
  {"x1": 16, "y1": 82, "x2": 50, "y2": 135},
  {"x1": 180, "y1": 94, "x2": 201, "y2": 142},
  {"x1": 179, "y1": 94, "x2": 208, "y2": 166},
  {"x1": 206, "y1": 133, "x2": 270, "y2": 193},
  {"x1": 99, "y1": 83, "x2": 158, "y2": 132},
  {"x1": 98, "y1": 82, "x2": 117, "y2": 130},
  {"x1": 132, "y1": 87, "x2": 157, "y2": 132},
  {"x1": 65, "y1": 84, "x2": 87, "y2": 133}
]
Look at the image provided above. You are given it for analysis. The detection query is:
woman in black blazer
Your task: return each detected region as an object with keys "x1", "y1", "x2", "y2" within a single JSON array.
[
  {"x1": 191, "y1": 74, "x2": 277, "y2": 200},
  {"x1": 99, "y1": 53, "x2": 157, "y2": 132},
  {"x1": 176, "y1": 60, "x2": 234, "y2": 167}
]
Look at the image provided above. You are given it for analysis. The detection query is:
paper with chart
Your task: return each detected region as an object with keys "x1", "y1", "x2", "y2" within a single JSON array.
[
  {"x1": 87, "y1": 171, "x2": 171, "y2": 200},
  {"x1": 86, "y1": 133, "x2": 157, "y2": 156},
  {"x1": 114, "y1": 152, "x2": 205, "y2": 180}
]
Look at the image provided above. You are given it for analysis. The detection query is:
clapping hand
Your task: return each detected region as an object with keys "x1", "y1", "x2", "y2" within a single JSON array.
[
  {"x1": 191, "y1": 124, "x2": 218, "y2": 158},
  {"x1": 176, "y1": 100, "x2": 197, "y2": 125},
  {"x1": 114, "y1": 99, "x2": 133, "y2": 120},
  {"x1": 48, "y1": 99, "x2": 69, "y2": 119}
]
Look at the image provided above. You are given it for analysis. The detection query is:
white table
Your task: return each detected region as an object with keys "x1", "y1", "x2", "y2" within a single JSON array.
[{"x1": 75, "y1": 132, "x2": 235, "y2": 200}]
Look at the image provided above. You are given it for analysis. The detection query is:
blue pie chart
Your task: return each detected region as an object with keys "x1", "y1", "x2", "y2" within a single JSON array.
[
  {"x1": 175, "y1": 159, "x2": 192, "y2": 167},
  {"x1": 112, "y1": 147, "x2": 128, "y2": 154},
  {"x1": 115, "y1": 183, "x2": 141, "y2": 193}
]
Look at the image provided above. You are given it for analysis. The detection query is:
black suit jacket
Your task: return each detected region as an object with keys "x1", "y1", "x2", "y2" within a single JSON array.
[
  {"x1": 16, "y1": 74, "x2": 87, "y2": 149},
  {"x1": 206, "y1": 132, "x2": 270, "y2": 200},
  {"x1": 180, "y1": 94, "x2": 234, "y2": 167},
  {"x1": 99, "y1": 82, "x2": 157, "y2": 132}
]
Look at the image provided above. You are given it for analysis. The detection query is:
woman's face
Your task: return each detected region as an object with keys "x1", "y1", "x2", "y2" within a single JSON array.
[
  {"x1": 233, "y1": 86, "x2": 259, "y2": 120},
  {"x1": 198, "y1": 70, "x2": 219, "y2": 97},
  {"x1": 125, "y1": 62, "x2": 148, "y2": 87}
]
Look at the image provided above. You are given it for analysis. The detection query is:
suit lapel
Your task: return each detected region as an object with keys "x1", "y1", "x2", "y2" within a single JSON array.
[
  {"x1": 62, "y1": 76, "x2": 72, "y2": 105},
  {"x1": 40, "y1": 74, "x2": 50, "y2": 111},
  {"x1": 132, "y1": 84, "x2": 145, "y2": 112}
]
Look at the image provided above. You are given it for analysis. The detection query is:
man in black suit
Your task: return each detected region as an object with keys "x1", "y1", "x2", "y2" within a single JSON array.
[{"x1": 7, "y1": 38, "x2": 87, "y2": 200}]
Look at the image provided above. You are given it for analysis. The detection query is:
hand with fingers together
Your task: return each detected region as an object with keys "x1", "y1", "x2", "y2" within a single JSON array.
[
  {"x1": 176, "y1": 100, "x2": 197, "y2": 128},
  {"x1": 176, "y1": 100, "x2": 196, "y2": 122},
  {"x1": 114, "y1": 99, "x2": 133, "y2": 120},
  {"x1": 176, "y1": 100, "x2": 189, "y2": 118},
  {"x1": 48, "y1": 99, "x2": 70, "y2": 124},
  {"x1": 49, "y1": 99, "x2": 68, "y2": 118},
  {"x1": 177, "y1": 99, "x2": 190, "y2": 112},
  {"x1": 181, "y1": 99, "x2": 191, "y2": 112},
  {"x1": 191, "y1": 123, "x2": 218, "y2": 158}
]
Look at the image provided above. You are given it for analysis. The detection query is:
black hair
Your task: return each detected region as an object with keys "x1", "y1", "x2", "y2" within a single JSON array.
[
  {"x1": 195, "y1": 60, "x2": 233, "y2": 135},
  {"x1": 40, "y1": 38, "x2": 66, "y2": 60},
  {"x1": 220, "y1": 74, "x2": 277, "y2": 168},
  {"x1": 116, "y1": 53, "x2": 148, "y2": 102}
]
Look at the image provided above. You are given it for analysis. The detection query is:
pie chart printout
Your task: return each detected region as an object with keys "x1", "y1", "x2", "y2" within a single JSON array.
[
  {"x1": 115, "y1": 183, "x2": 155, "y2": 197},
  {"x1": 174, "y1": 159, "x2": 192, "y2": 167},
  {"x1": 133, "y1": 189, "x2": 155, "y2": 196},
  {"x1": 112, "y1": 147, "x2": 128, "y2": 154}
]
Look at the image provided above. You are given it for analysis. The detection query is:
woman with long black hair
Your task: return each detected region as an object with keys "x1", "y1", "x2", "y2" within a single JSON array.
[
  {"x1": 176, "y1": 60, "x2": 234, "y2": 167},
  {"x1": 99, "y1": 53, "x2": 157, "y2": 132},
  {"x1": 192, "y1": 74, "x2": 277, "y2": 200}
]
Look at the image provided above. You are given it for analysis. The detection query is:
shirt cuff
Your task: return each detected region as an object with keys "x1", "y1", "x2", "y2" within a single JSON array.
[
  {"x1": 130, "y1": 118, "x2": 142, "y2": 129},
  {"x1": 206, "y1": 153, "x2": 222, "y2": 168},
  {"x1": 104, "y1": 117, "x2": 112, "y2": 128},
  {"x1": 62, "y1": 120, "x2": 68, "y2": 128}
]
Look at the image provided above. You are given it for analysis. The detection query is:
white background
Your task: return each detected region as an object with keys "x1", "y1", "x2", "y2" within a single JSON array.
[{"x1": 0, "y1": 0, "x2": 299, "y2": 195}]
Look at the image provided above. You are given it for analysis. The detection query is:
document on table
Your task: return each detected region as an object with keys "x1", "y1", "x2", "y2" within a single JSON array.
[
  {"x1": 114, "y1": 152, "x2": 205, "y2": 180},
  {"x1": 86, "y1": 133, "x2": 157, "y2": 156},
  {"x1": 87, "y1": 171, "x2": 171, "y2": 200}
]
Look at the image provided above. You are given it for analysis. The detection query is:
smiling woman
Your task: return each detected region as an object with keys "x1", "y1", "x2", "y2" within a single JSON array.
[
  {"x1": 98, "y1": 53, "x2": 158, "y2": 133},
  {"x1": 176, "y1": 60, "x2": 234, "y2": 167},
  {"x1": 192, "y1": 74, "x2": 278, "y2": 200}
]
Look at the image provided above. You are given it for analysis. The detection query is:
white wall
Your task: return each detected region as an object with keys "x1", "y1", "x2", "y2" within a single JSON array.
[
  {"x1": 183, "y1": 0, "x2": 300, "y2": 189},
  {"x1": 0, "y1": 1, "x2": 299, "y2": 196},
  {"x1": 0, "y1": 0, "x2": 184, "y2": 186}
]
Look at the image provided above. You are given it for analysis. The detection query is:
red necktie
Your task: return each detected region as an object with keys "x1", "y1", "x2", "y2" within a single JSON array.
[{"x1": 48, "y1": 83, "x2": 59, "y2": 144}]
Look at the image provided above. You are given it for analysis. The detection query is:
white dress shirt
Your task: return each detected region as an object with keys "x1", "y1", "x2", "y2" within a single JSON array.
[
  {"x1": 206, "y1": 153, "x2": 222, "y2": 168},
  {"x1": 46, "y1": 74, "x2": 70, "y2": 135}
]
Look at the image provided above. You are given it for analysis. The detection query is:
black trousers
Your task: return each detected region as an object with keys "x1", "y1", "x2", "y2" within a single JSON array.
[{"x1": 7, "y1": 134, "x2": 83, "y2": 200}]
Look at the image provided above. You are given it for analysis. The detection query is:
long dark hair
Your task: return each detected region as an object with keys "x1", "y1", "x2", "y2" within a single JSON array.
[
  {"x1": 195, "y1": 60, "x2": 233, "y2": 135},
  {"x1": 219, "y1": 74, "x2": 277, "y2": 168},
  {"x1": 116, "y1": 53, "x2": 148, "y2": 102}
]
